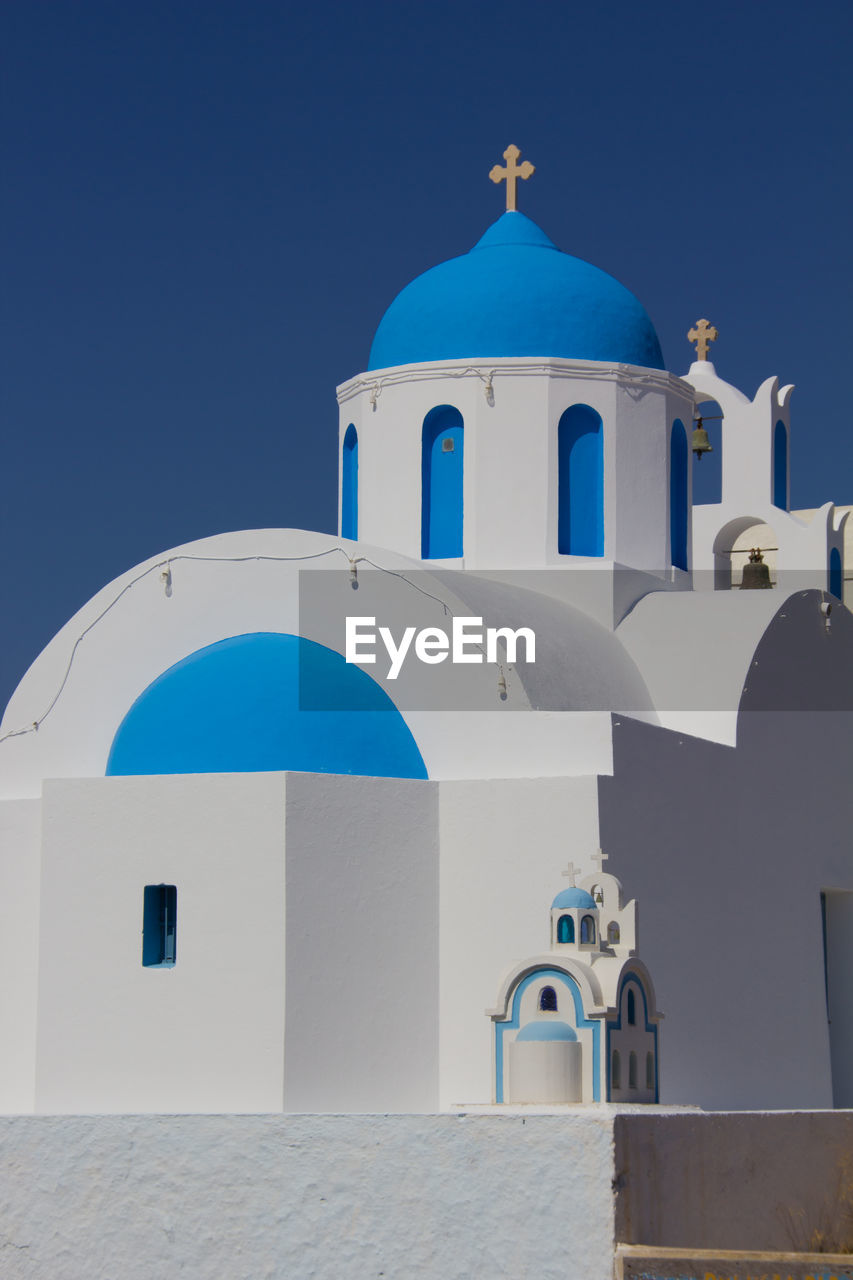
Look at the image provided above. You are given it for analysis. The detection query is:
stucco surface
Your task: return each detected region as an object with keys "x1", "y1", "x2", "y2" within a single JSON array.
[{"x1": 0, "y1": 1114, "x2": 615, "y2": 1280}]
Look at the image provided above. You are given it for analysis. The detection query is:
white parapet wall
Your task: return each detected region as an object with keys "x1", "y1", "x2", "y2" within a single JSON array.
[{"x1": 0, "y1": 1109, "x2": 849, "y2": 1280}]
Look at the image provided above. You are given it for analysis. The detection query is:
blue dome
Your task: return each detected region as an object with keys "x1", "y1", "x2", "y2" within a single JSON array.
[
  {"x1": 551, "y1": 887, "x2": 596, "y2": 910},
  {"x1": 368, "y1": 212, "x2": 664, "y2": 371},
  {"x1": 106, "y1": 632, "x2": 427, "y2": 780},
  {"x1": 517, "y1": 1020, "x2": 578, "y2": 1042}
]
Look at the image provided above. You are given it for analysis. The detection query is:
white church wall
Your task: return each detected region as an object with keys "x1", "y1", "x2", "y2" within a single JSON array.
[
  {"x1": 437, "y1": 775, "x2": 601, "y2": 1109},
  {"x1": 34, "y1": 773, "x2": 289, "y2": 1113},
  {"x1": 0, "y1": 799, "x2": 41, "y2": 1112},
  {"x1": 600, "y1": 704, "x2": 853, "y2": 1110},
  {"x1": 282, "y1": 771, "x2": 440, "y2": 1112}
]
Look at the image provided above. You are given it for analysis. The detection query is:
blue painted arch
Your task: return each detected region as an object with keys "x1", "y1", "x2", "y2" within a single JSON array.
[
  {"x1": 558, "y1": 405, "x2": 604, "y2": 556},
  {"x1": 341, "y1": 424, "x2": 358, "y2": 539},
  {"x1": 494, "y1": 967, "x2": 601, "y2": 1104},
  {"x1": 670, "y1": 419, "x2": 689, "y2": 570},
  {"x1": 422, "y1": 405, "x2": 464, "y2": 558},
  {"x1": 106, "y1": 632, "x2": 428, "y2": 779},
  {"x1": 829, "y1": 547, "x2": 843, "y2": 600},
  {"x1": 773, "y1": 421, "x2": 788, "y2": 510}
]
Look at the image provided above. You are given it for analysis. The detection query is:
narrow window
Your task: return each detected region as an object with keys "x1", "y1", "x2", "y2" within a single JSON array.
[
  {"x1": 629, "y1": 1051, "x2": 638, "y2": 1089},
  {"x1": 627, "y1": 988, "x2": 636, "y2": 1025},
  {"x1": 611, "y1": 1049, "x2": 621, "y2": 1091},
  {"x1": 539, "y1": 986, "x2": 558, "y2": 1012},
  {"x1": 773, "y1": 420, "x2": 788, "y2": 510},
  {"x1": 557, "y1": 914, "x2": 574, "y2": 944},
  {"x1": 422, "y1": 405, "x2": 464, "y2": 558},
  {"x1": 829, "y1": 547, "x2": 843, "y2": 601},
  {"x1": 670, "y1": 419, "x2": 689, "y2": 570},
  {"x1": 580, "y1": 914, "x2": 596, "y2": 944},
  {"x1": 646, "y1": 1052, "x2": 654, "y2": 1090},
  {"x1": 607, "y1": 921, "x2": 620, "y2": 945},
  {"x1": 558, "y1": 404, "x2": 604, "y2": 556},
  {"x1": 142, "y1": 884, "x2": 177, "y2": 968},
  {"x1": 341, "y1": 424, "x2": 358, "y2": 540}
]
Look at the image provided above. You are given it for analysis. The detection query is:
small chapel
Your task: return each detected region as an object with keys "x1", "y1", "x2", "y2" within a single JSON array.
[{"x1": 0, "y1": 147, "x2": 850, "y2": 1117}]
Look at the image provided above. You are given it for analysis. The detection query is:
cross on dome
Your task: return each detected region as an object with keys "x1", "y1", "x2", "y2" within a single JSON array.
[
  {"x1": 688, "y1": 318, "x2": 718, "y2": 362},
  {"x1": 561, "y1": 860, "x2": 580, "y2": 886},
  {"x1": 489, "y1": 144, "x2": 535, "y2": 212}
]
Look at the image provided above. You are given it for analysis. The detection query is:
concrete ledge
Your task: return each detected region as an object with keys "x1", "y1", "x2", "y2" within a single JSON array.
[{"x1": 617, "y1": 1244, "x2": 853, "y2": 1280}]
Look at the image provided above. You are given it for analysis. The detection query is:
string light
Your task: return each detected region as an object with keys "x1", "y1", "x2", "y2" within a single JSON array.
[{"x1": 0, "y1": 544, "x2": 516, "y2": 745}]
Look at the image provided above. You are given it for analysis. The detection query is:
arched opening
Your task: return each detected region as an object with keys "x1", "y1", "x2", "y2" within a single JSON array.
[
  {"x1": 341, "y1": 424, "x2": 358, "y2": 540},
  {"x1": 558, "y1": 404, "x2": 604, "y2": 556},
  {"x1": 713, "y1": 516, "x2": 777, "y2": 590},
  {"x1": 773, "y1": 421, "x2": 789, "y2": 510},
  {"x1": 539, "y1": 986, "x2": 558, "y2": 1012},
  {"x1": 670, "y1": 419, "x2": 689, "y2": 571},
  {"x1": 557, "y1": 914, "x2": 575, "y2": 944},
  {"x1": 580, "y1": 914, "x2": 596, "y2": 944},
  {"x1": 422, "y1": 405, "x2": 464, "y2": 558},
  {"x1": 627, "y1": 988, "x2": 636, "y2": 1026},
  {"x1": 629, "y1": 1051, "x2": 638, "y2": 1089},
  {"x1": 611, "y1": 1049, "x2": 621, "y2": 1091},
  {"x1": 830, "y1": 547, "x2": 843, "y2": 600},
  {"x1": 646, "y1": 1051, "x2": 655, "y2": 1090},
  {"x1": 607, "y1": 921, "x2": 620, "y2": 945},
  {"x1": 692, "y1": 400, "x2": 723, "y2": 506}
]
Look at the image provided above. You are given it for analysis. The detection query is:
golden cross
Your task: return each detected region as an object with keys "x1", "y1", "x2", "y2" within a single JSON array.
[
  {"x1": 687, "y1": 318, "x2": 718, "y2": 362},
  {"x1": 489, "y1": 144, "x2": 535, "y2": 212}
]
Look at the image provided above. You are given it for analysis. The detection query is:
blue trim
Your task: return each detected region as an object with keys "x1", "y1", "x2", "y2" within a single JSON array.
[
  {"x1": 341, "y1": 424, "x2": 358, "y2": 540},
  {"x1": 606, "y1": 972, "x2": 658, "y2": 1101},
  {"x1": 773, "y1": 420, "x2": 788, "y2": 510},
  {"x1": 829, "y1": 547, "x2": 842, "y2": 600},
  {"x1": 421, "y1": 405, "x2": 464, "y2": 558},
  {"x1": 494, "y1": 967, "x2": 601, "y2": 1103},
  {"x1": 558, "y1": 405, "x2": 604, "y2": 557},
  {"x1": 669, "y1": 419, "x2": 689, "y2": 570}
]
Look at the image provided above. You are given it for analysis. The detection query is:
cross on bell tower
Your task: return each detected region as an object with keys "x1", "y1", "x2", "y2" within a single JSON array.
[
  {"x1": 489, "y1": 144, "x2": 535, "y2": 212},
  {"x1": 687, "y1": 318, "x2": 718, "y2": 362}
]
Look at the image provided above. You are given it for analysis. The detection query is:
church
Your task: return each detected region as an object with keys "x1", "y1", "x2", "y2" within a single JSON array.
[{"x1": 0, "y1": 145, "x2": 851, "y2": 1119}]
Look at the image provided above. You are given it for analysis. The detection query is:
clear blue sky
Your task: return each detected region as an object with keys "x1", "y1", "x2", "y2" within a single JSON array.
[{"x1": 2, "y1": 0, "x2": 852, "y2": 713}]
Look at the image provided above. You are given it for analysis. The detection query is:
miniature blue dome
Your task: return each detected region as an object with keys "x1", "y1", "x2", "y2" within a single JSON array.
[
  {"x1": 517, "y1": 1020, "x2": 578, "y2": 1042},
  {"x1": 551, "y1": 887, "x2": 597, "y2": 910},
  {"x1": 368, "y1": 212, "x2": 664, "y2": 371}
]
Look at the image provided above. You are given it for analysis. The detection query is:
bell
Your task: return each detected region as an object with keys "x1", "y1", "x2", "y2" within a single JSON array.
[
  {"x1": 691, "y1": 417, "x2": 713, "y2": 460},
  {"x1": 740, "y1": 547, "x2": 772, "y2": 590}
]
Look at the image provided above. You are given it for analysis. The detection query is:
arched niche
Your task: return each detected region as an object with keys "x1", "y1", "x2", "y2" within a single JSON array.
[
  {"x1": 773, "y1": 421, "x2": 789, "y2": 510},
  {"x1": 712, "y1": 515, "x2": 777, "y2": 590},
  {"x1": 829, "y1": 546, "x2": 843, "y2": 600},
  {"x1": 341, "y1": 424, "x2": 358, "y2": 540},
  {"x1": 558, "y1": 404, "x2": 604, "y2": 556},
  {"x1": 422, "y1": 405, "x2": 464, "y2": 558},
  {"x1": 670, "y1": 419, "x2": 689, "y2": 570}
]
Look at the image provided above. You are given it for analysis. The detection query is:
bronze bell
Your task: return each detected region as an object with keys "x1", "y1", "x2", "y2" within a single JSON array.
[
  {"x1": 741, "y1": 547, "x2": 772, "y2": 590},
  {"x1": 691, "y1": 417, "x2": 713, "y2": 460}
]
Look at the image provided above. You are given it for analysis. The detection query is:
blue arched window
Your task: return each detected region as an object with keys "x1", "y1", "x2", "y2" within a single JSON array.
[
  {"x1": 557, "y1": 914, "x2": 575, "y2": 944},
  {"x1": 627, "y1": 988, "x2": 636, "y2": 1025},
  {"x1": 830, "y1": 547, "x2": 843, "y2": 600},
  {"x1": 646, "y1": 1052, "x2": 654, "y2": 1090},
  {"x1": 580, "y1": 914, "x2": 596, "y2": 944},
  {"x1": 670, "y1": 419, "x2": 689, "y2": 570},
  {"x1": 558, "y1": 404, "x2": 604, "y2": 556},
  {"x1": 539, "y1": 986, "x2": 558, "y2": 1012},
  {"x1": 422, "y1": 406, "x2": 464, "y2": 558},
  {"x1": 342, "y1": 424, "x2": 358, "y2": 540},
  {"x1": 611, "y1": 1049, "x2": 621, "y2": 1091},
  {"x1": 773, "y1": 421, "x2": 788, "y2": 510},
  {"x1": 629, "y1": 1051, "x2": 638, "y2": 1089}
]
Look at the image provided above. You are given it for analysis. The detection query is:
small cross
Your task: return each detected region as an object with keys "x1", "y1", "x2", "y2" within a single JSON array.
[
  {"x1": 591, "y1": 849, "x2": 609, "y2": 872},
  {"x1": 687, "y1": 318, "x2": 718, "y2": 362},
  {"x1": 561, "y1": 860, "x2": 580, "y2": 886},
  {"x1": 489, "y1": 144, "x2": 535, "y2": 212}
]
